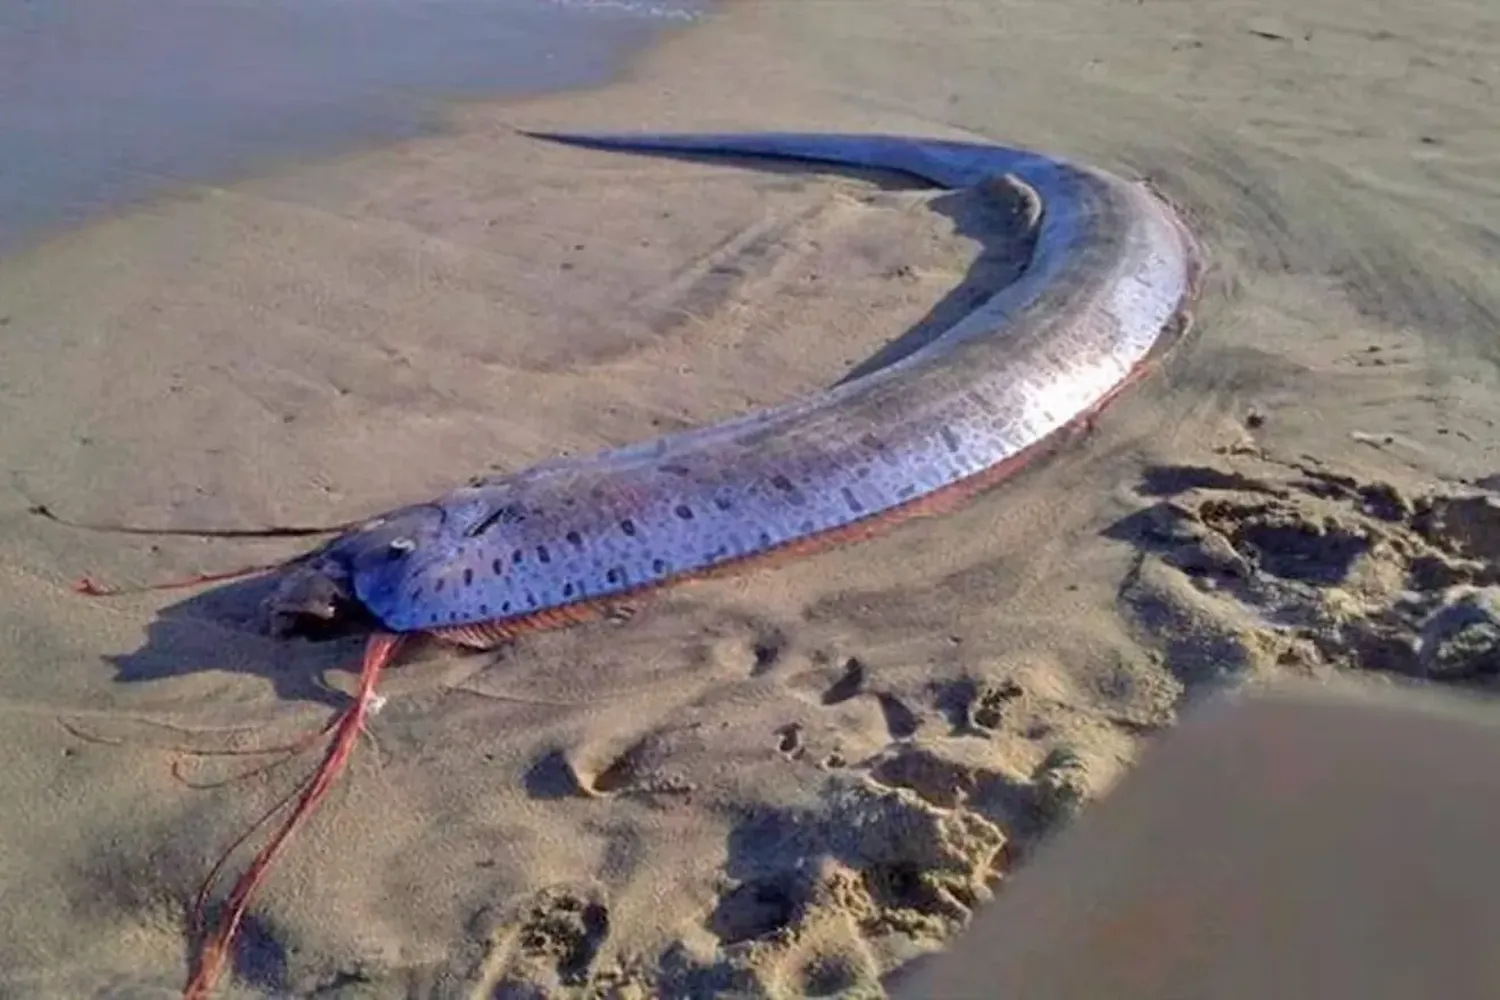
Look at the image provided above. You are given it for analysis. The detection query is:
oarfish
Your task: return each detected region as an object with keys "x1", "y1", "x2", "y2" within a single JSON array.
[{"x1": 263, "y1": 130, "x2": 1204, "y2": 647}]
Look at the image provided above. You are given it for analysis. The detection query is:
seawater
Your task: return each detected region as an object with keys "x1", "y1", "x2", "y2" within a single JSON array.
[{"x1": 0, "y1": 0, "x2": 710, "y2": 254}]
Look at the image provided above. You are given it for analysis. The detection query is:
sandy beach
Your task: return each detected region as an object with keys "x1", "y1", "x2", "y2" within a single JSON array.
[{"x1": 1, "y1": 0, "x2": 1498, "y2": 996}]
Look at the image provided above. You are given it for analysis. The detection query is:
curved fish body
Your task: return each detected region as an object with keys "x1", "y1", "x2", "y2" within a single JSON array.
[{"x1": 272, "y1": 131, "x2": 1203, "y2": 645}]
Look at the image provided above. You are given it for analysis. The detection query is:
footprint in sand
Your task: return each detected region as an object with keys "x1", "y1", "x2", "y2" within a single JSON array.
[
  {"x1": 527, "y1": 725, "x2": 700, "y2": 801},
  {"x1": 768, "y1": 923, "x2": 882, "y2": 998},
  {"x1": 1113, "y1": 452, "x2": 1500, "y2": 690},
  {"x1": 478, "y1": 883, "x2": 612, "y2": 996},
  {"x1": 791, "y1": 652, "x2": 925, "y2": 741},
  {"x1": 935, "y1": 675, "x2": 1025, "y2": 736}
]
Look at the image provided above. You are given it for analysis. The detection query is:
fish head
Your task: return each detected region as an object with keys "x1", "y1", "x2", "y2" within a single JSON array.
[{"x1": 263, "y1": 503, "x2": 449, "y2": 639}]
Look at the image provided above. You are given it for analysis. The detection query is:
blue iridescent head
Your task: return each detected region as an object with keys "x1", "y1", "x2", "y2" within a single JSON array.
[{"x1": 264, "y1": 502, "x2": 448, "y2": 638}]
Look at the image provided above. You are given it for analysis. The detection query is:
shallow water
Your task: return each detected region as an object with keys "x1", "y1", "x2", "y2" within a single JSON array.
[{"x1": 0, "y1": 0, "x2": 707, "y2": 254}]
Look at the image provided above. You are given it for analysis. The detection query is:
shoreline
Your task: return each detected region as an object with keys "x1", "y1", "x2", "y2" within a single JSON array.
[{"x1": 0, "y1": 0, "x2": 721, "y2": 260}]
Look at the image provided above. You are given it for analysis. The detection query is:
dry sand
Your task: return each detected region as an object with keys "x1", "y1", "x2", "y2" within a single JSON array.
[{"x1": 1, "y1": 0, "x2": 1497, "y2": 996}]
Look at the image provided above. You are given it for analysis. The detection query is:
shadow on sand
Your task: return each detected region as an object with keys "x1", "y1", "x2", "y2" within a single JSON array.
[{"x1": 102, "y1": 567, "x2": 368, "y2": 709}]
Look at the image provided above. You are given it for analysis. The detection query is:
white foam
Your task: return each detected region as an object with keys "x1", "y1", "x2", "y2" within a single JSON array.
[{"x1": 541, "y1": 0, "x2": 702, "y2": 22}]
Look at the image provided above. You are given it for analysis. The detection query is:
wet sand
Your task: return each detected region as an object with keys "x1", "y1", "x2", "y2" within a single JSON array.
[{"x1": 0, "y1": 0, "x2": 1497, "y2": 995}]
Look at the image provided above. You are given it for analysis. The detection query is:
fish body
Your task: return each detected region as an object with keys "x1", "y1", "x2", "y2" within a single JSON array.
[{"x1": 269, "y1": 131, "x2": 1203, "y2": 644}]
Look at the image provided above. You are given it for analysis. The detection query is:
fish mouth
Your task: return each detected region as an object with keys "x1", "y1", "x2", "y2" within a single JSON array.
[
  {"x1": 259, "y1": 503, "x2": 446, "y2": 641},
  {"x1": 263, "y1": 558, "x2": 379, "y2": 641}
]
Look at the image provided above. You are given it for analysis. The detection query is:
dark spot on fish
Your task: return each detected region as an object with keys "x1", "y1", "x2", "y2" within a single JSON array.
[
  {"x1": 430, "y1": 613, "x2": 439, "y2": 624},
  {"x1": 965, "y1": 390, "x2": 1001, "y2": 415},
  {"x1": 661, "y1": 462, "x2": 691, "y2": 477},
  {"x1": 502, "y1": 601, "x2": 512, "y2": 613},
  {"x1": 492, "y1": 558, "x2": 503, "y2": 575},
  {"x1": 675, "y1": 504, "x2": 694, "y2": 520},
  {"x1": 463, "y1": 568, "x2": 474, "y2": 587},
  {"x1": 897, "y1": 483, "x2": 918, "y2": 499},
  {"x1": 621, "y1": 519, "x2": 637, "y2": 536},
  {"x1": 537, "y1": 545, "x2": 551, "y2": 564},
  {"x1": 840, "y1": 486, "x2": 865, "y2": 514},
  {"x1": 712, "y1": 546, "x2": 729, "y2": 559},
  {"x1": 714, "y1": 496, "x2": 733, "y2": 511},
  {"x1": 939, "y1": 424, "x2": 963, "y2": 453},
  {"x1": 479, "y1": 604, "x2": 489, "y2": 616},
  {"x1": 759, "y1": 531, "x2": 773, "y2": 546},
  {"x1": 566, "y1": 530, "x2": 583, "y2": 547},
  {"x1": 799, "y1": 520, "x2": 815, "y2": 534},
  {"x1": 512, "y1": 549, "x2": 524, "y2": 564},
  {"x1": 606, "y1": 567, "x2": 622, "y2": 584},
  {"x1": 652, "y1": 558, "x2": 668, "y2": 574},
  {"x1": 467, "y1": 502, "x2": 527, "y2": 537},
  {"x1": 771, "y1": 474, "x2": 796, "y2": 492},
  {"x1": 856, "y1": 466, "x2": 872, "y2": 479},
  {"x1": 434, "y1": 579, "x2": 446, "y2": 594},
  {"x1": 863, "y1": 432, "x2": 899, "y2": 465},
  {"x1": 526, "y1": 592, "x2": 537, "y2": 608},
  {"x1": 449, "y1": 611, "x2": 459, "y2": 622},
  {"x1": 410, "y1": 587, "x2": 423, "y2": 602},
  {"x1": 563, "y1": 583, "x2": 574, "y2": 598}
]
